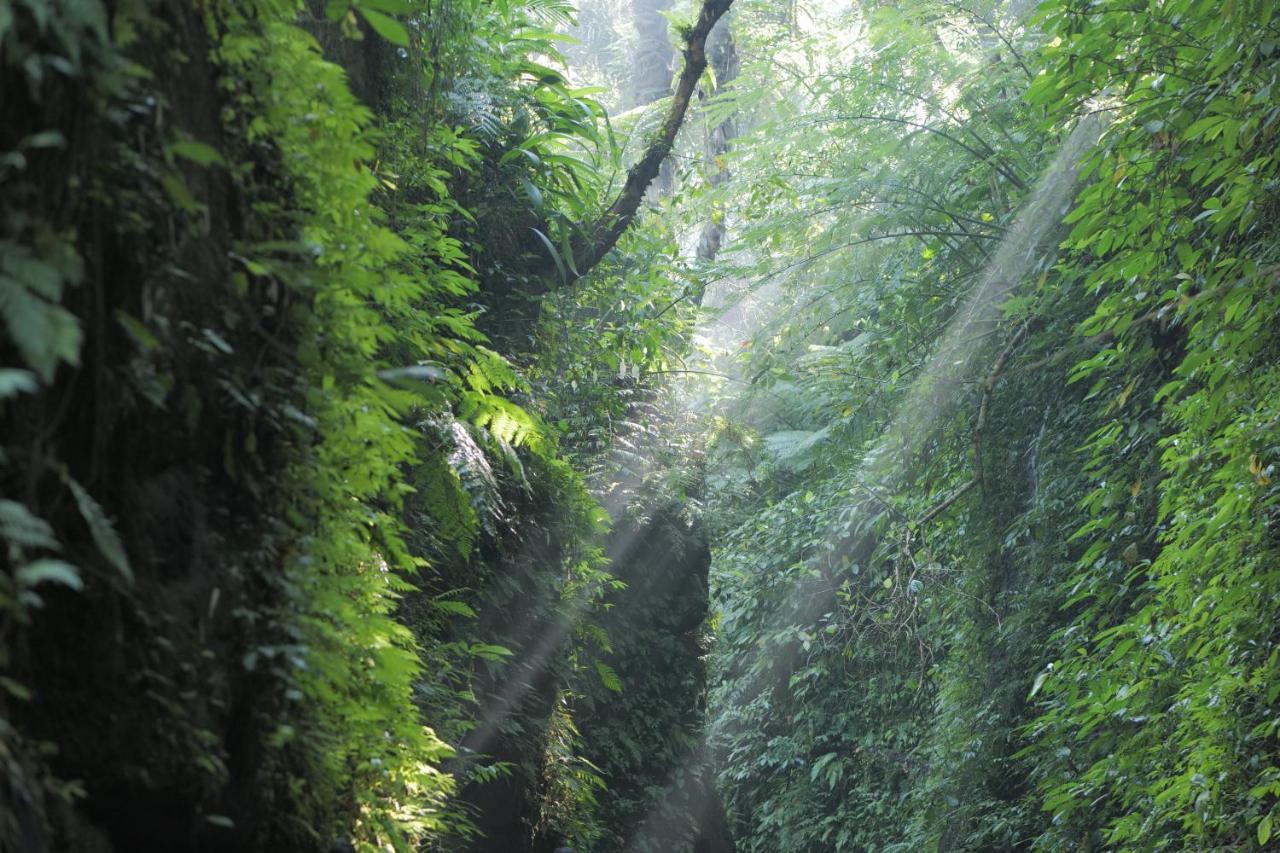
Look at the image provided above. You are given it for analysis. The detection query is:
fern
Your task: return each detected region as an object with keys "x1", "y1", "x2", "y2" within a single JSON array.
[
  {"x1": 60, "y1": 469, "x2": 133, "y2": 585},
  {"x1": 520, "y1": 0, "x2": 576, "y2": 28},
  {"x1": 445, "y1": 417, "x2": 505, "y2": 534},
  {"x1": 418, "y1": 449, "x2": 481, "y2": 560},
  {"x1": 458, "y1": 392, "x2": 545, "y2": 451},
  {"x1": 762, "y1": 427, "x2": 829, "y2": 473},
  {"x1": 593, "y1": 660, "x2": 622, "y2": 693}
]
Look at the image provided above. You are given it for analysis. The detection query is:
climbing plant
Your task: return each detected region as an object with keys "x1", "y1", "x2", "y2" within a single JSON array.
[{"x1": 4, "y1": 0, "x2": 1279, "y2": 851}]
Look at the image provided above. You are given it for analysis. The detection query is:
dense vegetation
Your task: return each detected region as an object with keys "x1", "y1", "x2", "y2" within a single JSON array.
[{"x1": 1, "y1": 0, "x2": 1276, "y2": 850}]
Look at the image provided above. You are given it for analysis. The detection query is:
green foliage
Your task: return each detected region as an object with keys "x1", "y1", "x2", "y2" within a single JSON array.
[
  {"x1": 6, "y1": 0, "x2": 1278, "y2": 850},
  {"x1": 413, "y1": 0, "x2": 610, "y2": 299},
  {"x1": 1016, "y1": 1, "x2": 1280, "y2": 848},
  {"x1": 688, "y1": 0, "x2": 1280, "y2": 850},
  {"x1": 536, "y1": 691, "x2": 608, "y2": 849},
  {"x1": 679, "y1": 3, "x2": 1059, "y2": 843},
  {"x1": 1, "y1": 0, "x2": 613, "y2": 847},
  {"x1": 0, "y1": 239, "x2": 83, "y2": 383},
  {"x1": 0, "y1": 0, "x2": 147, "y2": 838},
  {"x1": 201, "y1": 3, "x2": 489, "y2": 841}
]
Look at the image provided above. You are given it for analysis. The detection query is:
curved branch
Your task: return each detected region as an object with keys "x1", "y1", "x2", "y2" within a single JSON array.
[{"x1": 548, "y1": 0, "x2": 734, "y2": 287}]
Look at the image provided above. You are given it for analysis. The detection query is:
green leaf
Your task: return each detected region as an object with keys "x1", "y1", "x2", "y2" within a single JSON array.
[
  {"x1": 115, "y1": 311, "x2": 160, "y2": 351},
  {"x1": 0, "y1": 501, "x2": 59, "y2": 550},
  {"x1": 1030, "y1": 670, "x2": 1050, "y2": 699},
  {"x1": 169, "y1": 140, "x2": 225, "y2": 167},
  {"x1": 499, "y1": 146, "x2": 542, "y2": 168},
  {"x1": 378, "y1": 364, "x2": 448, "y2": 385},
  {"x1": 810, "y1": 752, "x2": 837, "y2": 782},
  {"x1": 358, "y1": 7, "x2": 409, "y2": 46},
  {"x1": 0, "y1": 677, "x2": 31, "y2": 701},
  {"x1": 160, "y1": 171, "x2": 202, "y2": 214},
  {"x1": 469, "y1": 643, "x2": 514, "y2": 661},
  {"x1": 361, "y1": 0, "x2": 415, "y2": 12},
  {"x1": 0, "y1": 368, "x2": 38, "y2": 399},
  {"x1": 595, "y1": 661, "x2": 623, "y2": 693},
  {"x1": 519, "y1": 176, "x2": 544, "y2": 212},
  {"x1": 530, "y1": 227, "x2": 566, "y2": 284},
  {"x1": 63, "y1": 472, "x2": 134, "y2": 585},
  {"x1": 1174, "y1": 241, "x2": 1196, "y2": 269},
  {"x1": 0, "y1": 269, "x2": 82, "y2": 382},
  {"x1": 1260, "y1": 815, "x2": 1272, "y2": 846},
  {"x1": 21, "y1": 130, "x2": 65, "y2": 150},
  {"x1": 16, "y1": 559, "x2": 83, "y2": 591},
  {"x1": 432, "y1": 599, "x2": 476, "y2": 618}
]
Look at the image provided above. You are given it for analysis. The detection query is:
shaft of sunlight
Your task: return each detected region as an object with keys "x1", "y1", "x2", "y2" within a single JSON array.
[{"x1": 618, "y1": 115, "x2": 1103, "y2": 851}]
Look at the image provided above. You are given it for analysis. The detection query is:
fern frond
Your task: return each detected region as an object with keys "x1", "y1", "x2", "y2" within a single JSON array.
[
  {"x1": 60, "y1": 469, "x2": 133, "y2": 584},
  {"x1": 762, "y1": 427, "x2": 830, "y2": 473}
]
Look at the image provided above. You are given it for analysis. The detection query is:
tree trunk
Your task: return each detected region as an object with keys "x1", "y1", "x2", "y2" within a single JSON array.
[{"x1": 694, "y1": 14, "x2": 740, "y2": 272}]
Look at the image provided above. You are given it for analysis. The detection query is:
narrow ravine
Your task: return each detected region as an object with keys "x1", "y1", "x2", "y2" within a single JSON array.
[{"x1": 2, "y1": 1, "x2": 1277, "y2": 851}]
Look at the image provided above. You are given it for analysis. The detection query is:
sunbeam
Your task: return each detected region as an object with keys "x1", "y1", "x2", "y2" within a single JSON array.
[{"x1": 615, "y1": 114, "x2": 1103, "y2": 853}]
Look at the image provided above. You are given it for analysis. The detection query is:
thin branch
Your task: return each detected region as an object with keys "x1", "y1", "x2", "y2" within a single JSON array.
[
  {"x1": 745, "y1": 229, "x2": 998, "y2": 287},
  {"x1": 642, "y1": 368, "x2": 737, "y2": 381},
  {"x1": 917, "y1": 478, "x2": 977, "y2": 529},
  {"x1": 940, "y1": 0, "x2": 1036, "y2": 83},
  {"x1": 820, "y1": 113, "x2": 1029, "y2": 192}
]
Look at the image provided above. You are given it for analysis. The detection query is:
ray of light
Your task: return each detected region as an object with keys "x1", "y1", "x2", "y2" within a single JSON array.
[{"x1": 617, "y1": 116, "x2": 1103, "y2": 851}]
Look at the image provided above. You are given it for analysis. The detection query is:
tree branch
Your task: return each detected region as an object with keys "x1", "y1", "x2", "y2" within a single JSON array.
[
  {"x1": 917, "y1": 477, "x2": 977, "y2": 529},
  {"x1": 547, "y1": 0, "x2": 735, "y2": 287}
]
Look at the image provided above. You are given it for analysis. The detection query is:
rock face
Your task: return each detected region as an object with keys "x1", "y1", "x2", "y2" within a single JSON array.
[
  {"x1": 2, "y1": 4, "x2": 302, "y2": 848},
  {"x1": 576, "y1": 502, "x2": 736, "y2": 853}
]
